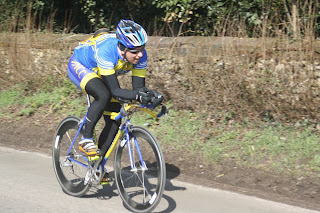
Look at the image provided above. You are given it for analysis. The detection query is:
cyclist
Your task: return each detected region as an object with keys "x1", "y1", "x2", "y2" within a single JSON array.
[{"x1": 67, "y1": 20, "x2": 164, "y2": 159}]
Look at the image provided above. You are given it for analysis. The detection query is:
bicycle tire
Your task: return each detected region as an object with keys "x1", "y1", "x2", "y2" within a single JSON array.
[
  {"x1": 52, "y1": 116, "x2": 91, "y2": 197},
  {"x1": 114, "y1": 126, "x2": 166, "y2": 213}
]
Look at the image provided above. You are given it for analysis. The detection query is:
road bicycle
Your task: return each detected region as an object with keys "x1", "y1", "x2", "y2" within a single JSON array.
[{"x1": 52, "y1": 95, "x2": 167, "y2": 212}]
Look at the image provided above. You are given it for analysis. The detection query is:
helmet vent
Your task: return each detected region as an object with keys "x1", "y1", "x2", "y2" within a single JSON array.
[{"x1": 116, "y1": 20, "x2": 148, "y2": 49}]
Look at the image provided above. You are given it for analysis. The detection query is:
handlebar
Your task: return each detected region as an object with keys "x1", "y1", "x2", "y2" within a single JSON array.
[{"x1": 108, "y1": 103, "x2": 168, "y2": 121}]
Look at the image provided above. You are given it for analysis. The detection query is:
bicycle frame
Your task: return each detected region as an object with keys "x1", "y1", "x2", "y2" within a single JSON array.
[
  {"x1": 65, "y1": 95, "x2": 164, "y2": 175},
  {"x1": 65, "y1": 111, "x2": 88, "y2": 168},
  {"x1": 53, "y1": 93, "x2": 168, "y2": 212}
]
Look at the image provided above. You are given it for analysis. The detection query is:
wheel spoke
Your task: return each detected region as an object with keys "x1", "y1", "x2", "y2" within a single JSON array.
[
  {"x1": 52, "y1": 117, "x2": 90, "y2": 197},
  {"x1": 66, "y1": 131, "x2": 77, "y2": 153},
  {"x1": 114, "y1": 126, "x2": 165, "y2": 212}
]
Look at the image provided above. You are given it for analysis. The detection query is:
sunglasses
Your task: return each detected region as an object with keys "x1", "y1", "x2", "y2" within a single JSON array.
[{"x1": 127, "y1": 46, "x2": 145, "y2": 54}]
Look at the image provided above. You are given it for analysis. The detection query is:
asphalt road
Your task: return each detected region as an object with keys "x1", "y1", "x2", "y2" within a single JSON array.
[{"x1": 0, "y1": 146, "x2": 318, "y2": 213}]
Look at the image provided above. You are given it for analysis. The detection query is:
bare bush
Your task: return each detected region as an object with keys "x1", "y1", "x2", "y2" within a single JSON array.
[{"x1": 0, "y1": 33, "x2": 319, "y2": 122}]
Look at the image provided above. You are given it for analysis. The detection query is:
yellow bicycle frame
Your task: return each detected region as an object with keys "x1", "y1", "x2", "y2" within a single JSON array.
[
  {"x1": 101, "y1": 103, "x2": 159, "y2": 159},
  {"x1": 103, "y1": 103, "x2": 158, "y2": 120}
]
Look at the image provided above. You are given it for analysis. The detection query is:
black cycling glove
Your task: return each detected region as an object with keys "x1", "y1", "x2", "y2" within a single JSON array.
[
  {"x1": 150, "y1": 90, "x2": 164, "y2": 107},
  {"x1": 136, "y1": 87, "x2": 153, "y2": 105}
]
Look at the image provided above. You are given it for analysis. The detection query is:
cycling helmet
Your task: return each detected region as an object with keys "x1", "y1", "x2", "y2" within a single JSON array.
[{"x1": 116, "y1": 20, "x2": 148, "y2": 49}]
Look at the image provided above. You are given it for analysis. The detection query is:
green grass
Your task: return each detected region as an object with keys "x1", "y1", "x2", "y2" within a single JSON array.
[
  {"x1": 131, "y1": 106, "x2": 203, "y2": 150},
  {"x1": 132, "y1": 109, "x2": 320, "y2": 177},
  {"x1": 0, "y1": 79, "x2": 87, "y2": 117},
  {"x1": 1, "y1": 80, "x2": 320, "y2": 178},
  {"x1": 0, "y1": 86, "x2": 21, "y2": 108}
]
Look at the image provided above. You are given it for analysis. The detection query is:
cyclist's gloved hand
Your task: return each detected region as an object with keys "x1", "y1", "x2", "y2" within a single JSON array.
[
  {"x1": 150, "y1": 90, "x2": 164, "y2": 107},
  {"x1": 136, "y1": 87, "x2": 153, "y2": 105}
]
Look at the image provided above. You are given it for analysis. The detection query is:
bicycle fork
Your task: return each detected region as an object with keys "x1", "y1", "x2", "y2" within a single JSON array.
[{"x1": 124, "y1": 125, "x2": 147, "y2": 173}]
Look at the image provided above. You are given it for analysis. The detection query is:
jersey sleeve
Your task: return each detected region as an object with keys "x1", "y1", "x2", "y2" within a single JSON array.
[
  {"x1": 97, "y1": 45, "x2": 137, "y2": 100},
  {"x1": 102, "y1": 74, "x2": 137, "y2": 101}
]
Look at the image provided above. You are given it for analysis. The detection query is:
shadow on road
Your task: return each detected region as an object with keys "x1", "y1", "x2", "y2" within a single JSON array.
[
  {"x1": 81, "y1": 164, "x2": 185, "y2": 212},
  {"x1": 165, "y1": 163, "x2": 187, "y2": 191},
  {"x1": 82, "y1": 171, "x2": 119, "y2": 200}
]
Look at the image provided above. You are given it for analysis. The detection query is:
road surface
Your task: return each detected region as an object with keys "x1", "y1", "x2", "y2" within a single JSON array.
[{"x1": 0, "y1": 146, "x2": 318, "y2": 213}]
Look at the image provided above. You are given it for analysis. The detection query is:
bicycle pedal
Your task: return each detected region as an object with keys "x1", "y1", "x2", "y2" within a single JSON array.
[{"x1": 100, "y1": 172, "x2": 113, "y2": 185}]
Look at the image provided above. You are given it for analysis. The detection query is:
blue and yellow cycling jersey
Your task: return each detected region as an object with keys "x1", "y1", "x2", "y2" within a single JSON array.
[
  {"x1": 73, "y1": 34, "x2": 147, "y2": 78},
  {"x1": 68, "y1": 33, "x2": 147, "y2": 101}
]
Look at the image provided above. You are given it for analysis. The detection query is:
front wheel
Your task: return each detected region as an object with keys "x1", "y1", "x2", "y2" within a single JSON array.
[
  {"x1": 114, "y1": 126, "x2": 166, "y2": 213},
  {"x1": 52, "y1": 116, "x2": 91, "y2": 197}
]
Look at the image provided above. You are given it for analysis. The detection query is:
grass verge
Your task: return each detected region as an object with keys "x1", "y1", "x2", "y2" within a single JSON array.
[
  {"x1": 0, "y1": 79, "x2": 87, "y2": 118},
  {"x1": 132, "y1": 106, "x2": 320, "y2": 178},
  {"x1": 1, "y1": 80, "x2": 320, "y2": 178}
]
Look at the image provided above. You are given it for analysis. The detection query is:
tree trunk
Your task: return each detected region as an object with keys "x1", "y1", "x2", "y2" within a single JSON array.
[{"x1": 292, "y1": 0, "x2": 298, "y2": 39}]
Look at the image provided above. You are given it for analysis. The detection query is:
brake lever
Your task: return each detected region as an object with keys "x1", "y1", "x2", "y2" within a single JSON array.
[{"x1": 159, "y1": 105, "x2": 168, "y2": 124}]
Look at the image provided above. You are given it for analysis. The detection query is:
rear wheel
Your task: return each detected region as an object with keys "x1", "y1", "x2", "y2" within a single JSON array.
[
  {"x1": 114, "y1": 126, "x2": 166, "y2": 213},
  {"x1": 52, "y1": 116, "x2": 91, "y2": 197}
]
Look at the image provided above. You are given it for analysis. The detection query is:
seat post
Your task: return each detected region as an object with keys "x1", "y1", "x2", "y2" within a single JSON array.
[{"x1": 86, "y1": 94, "x2": 91, "y2": 108}]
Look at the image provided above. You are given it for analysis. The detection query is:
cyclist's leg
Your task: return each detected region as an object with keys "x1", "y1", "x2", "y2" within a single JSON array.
[
  {"x1": 68, "y1": 55, "x2": 111, "y2": 154},
  {"x1": 98, "y1": 102, "x2": 121, "y2": 156},
  {"x1": 84, "y1": 79, "x2": 111, "y2": 138},
  {"x1": 68, "y1": 55, "x2": 110, "y2": 138}
]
